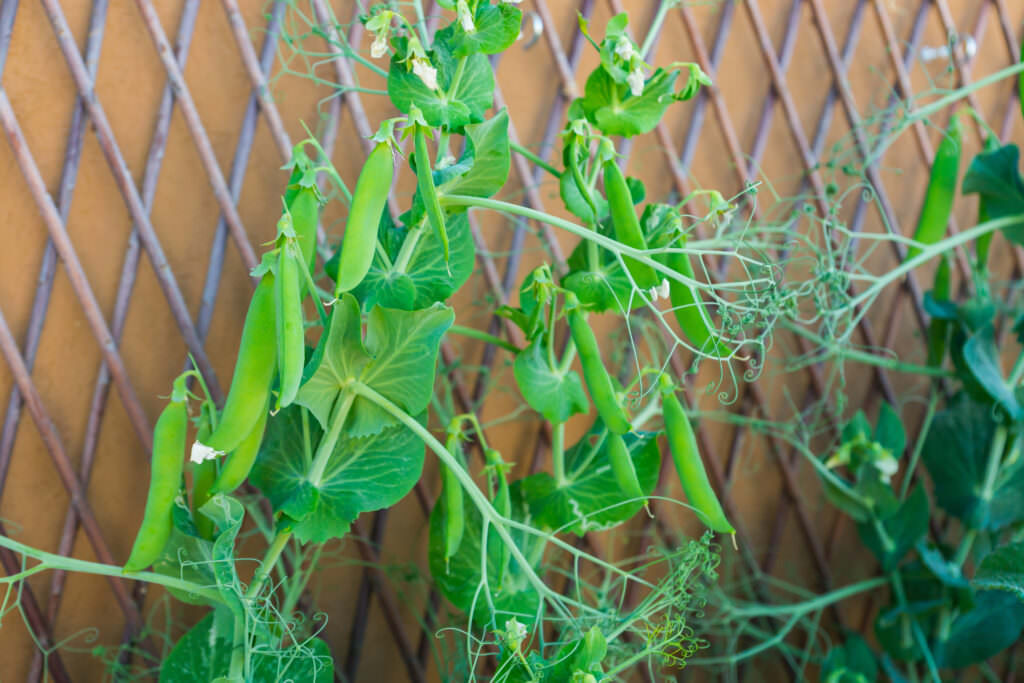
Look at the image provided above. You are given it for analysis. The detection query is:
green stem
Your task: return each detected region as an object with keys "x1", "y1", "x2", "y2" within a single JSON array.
[
  {"x1": 900, "y1": 387, "x2": 939, "y2": 500},
  {"x1": 639, "y1": 0, "x2": 678, "y2": 58},
  {"x1": 392, "y1": 220, "x2": 426, "y2": 273},
  {"x1": 552, "y1": 422, "x2": 566, "y2": 485},
  {"x1": 783, "y1": 322, "x2": 955, "y2": 378},
  {"x1": 448, "y1": 324, "x2": 521, "y2": 353},
  {"x1": 0, "y1": 533, "x2": 222, "y2": 604},
  {"x1": 247, "y1": 527, "x2": 293, "y2": 600},
  {"x1": 281, "y1": 544, "x2": 322, "y2": 620},
  {"x1": 228, "y1": 608, "x2": 246, "y2": 679},
  {"x1": 891, "y1": 570, "x2": 942, "y2": 682},
  {"x1": 308, "y1": 393, "x2": 355, "y2": 486},
  {"x1": 349, "y1": 381, "x2": 579, "y2": 621},
  {"x1": 447, "y1": 56, "x2": 468, "y2": 100},
  {"x1": 1010, "y1": 351, "x2": 1024, "y2": 387},
  {"x1": 511, "y1": 141, "x2": 559, "y2": 177}
]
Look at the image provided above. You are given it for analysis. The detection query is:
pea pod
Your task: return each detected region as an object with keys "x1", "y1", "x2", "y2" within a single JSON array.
[
  {"x1": 602, "y1": 159, "x2": 658, "y2": 290},
  {"x1": 414, "y1": 124, "x2": 449, "y2": 262},
  {"x1": 203, "y1": 275, "x2": 277, "y2": 454},
  {"x1": 190, "y1": 401, "x2": 216, "y2": 540},
  {"x1": 607, "y1": 432, "x2": 647, "y2": 511},
  {"x1": 333, "y1": 143, "x2": 394, "y2": 294},
  {"x1": 660, "y1": 378, "x2": 734, "y2": 535},
  {"x1": 124, "y1": 397, "x2": 187, "y2": 572},
  {"x1": 441, "y1": 431, "x2": 465, "y2": 568},
  {"x1": 276, "y1": 248, "x2": 305, "y2": 409},
  {"x1": 567, "y1": 302, "x2": 631, "y2": 435},
  {"x1": 663, "y1": 248, "x2": 728, "y2": 358},
  {"x1": 209, "y1": 394, "x2": 270, "y2": 496},
  {"x1": 905, "y1": 116, "x2": 961, "y2": 263},
  {"x1": 283, "y1": 170, "x2": 321, "y2": 273}
]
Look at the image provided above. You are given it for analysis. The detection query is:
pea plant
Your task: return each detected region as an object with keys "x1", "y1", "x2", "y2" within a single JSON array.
[{"x1": 0, "y1": 3, "x2": 760, "y2": 680}]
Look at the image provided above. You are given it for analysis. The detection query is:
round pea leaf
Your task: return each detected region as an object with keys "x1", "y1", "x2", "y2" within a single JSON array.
[{"x1": 513, "y1": 338, "x2": 588, "y2": 423}]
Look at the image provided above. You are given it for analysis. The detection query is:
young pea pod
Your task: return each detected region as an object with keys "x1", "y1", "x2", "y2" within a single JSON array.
[
  {"x1": 283, "y1": 170, "x2": 321, "y2": 273},
  {"x1": 441, "y1": 431, "x2": 465, "y2": 569},
  {"x1": 414, "y1": 124, "x2": 449, "y2": 263},
  {"x1": 607, "y1": 432, "x2": 648, "y2": 513},
  {"x1": 276, "y1": 248, "x2": 305, "y2": 409},
  {"x1": 209, "y1": 395, "x2": 270, "y2": 496},
  {"x1": 660, "y1": 378, "x2": 734, "y2": 535},
  {"x1": 663, "y1": 248, "x2": 728, "y2": 358},
  {"x1": 602, "y1": 159, "x2": 658, "y2": 291},
  {"x1": 905, "y1": 116, "x2": 961, "y2": 263},
  {"x1": 333, "y1": 142, "x2": 394, "y2": 294},
  {"x1": 926, "y1": 255, "x2": 951, "y2": 368},
  {"x1": 202, "y1": 275, "x2": 277, "y2": 454},
  {"x1": 566, "y1": 302, "x2": 632, "y2": 435},
  {"x1": 124, "y1": 397, "x2": 188, "y2": 572},
  {"x1": 190, "y1": 402, "x2": 217, "y2": 540}
]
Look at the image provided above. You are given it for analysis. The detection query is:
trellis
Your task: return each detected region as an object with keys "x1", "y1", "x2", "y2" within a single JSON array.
[{"x1": 0, "y1": 0, "x2": 1021, "y2": 680}]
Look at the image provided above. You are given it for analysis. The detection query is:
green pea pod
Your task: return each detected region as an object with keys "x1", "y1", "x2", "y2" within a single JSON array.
[
  {"x1": 603, "y1": 159, "x2": 658, "y2": 290},
  {"x1": 203, "y1": 275, "x2": 277, "y2": 453},
  {"x1": 124, "y1": 398, "x2": 187, "y2": 572},
  {"x1": 209, "y1": 395, "x2": 270, "y2": 496},
  {"x1": 441, "y1": 432, "x2": 465, "y2": 568},
  {"x1": 661, "y1": 380, "x2": 734, "y2": 535},
  {"x1": 191, "y1": 402, "x2": 216, "y2": 540},
  {"x1": 284, "y1": 174, "x2": 321, "y2": 273},
  {"x1": 414, "y1": 124, "x2": 449, "y2": 263},
  {"x1": 663, "y1": 248, "x2": 728, "y2": 358},
  {"x1": 926, "y1": 255, "x2": 951, "y2": 368},
  {"x1": 607, "y1": 432, "x2": 647, "y2": 512},
  {"x1": 334, "y1": 143, "x2": 394, "y2": 294},
  {"x1": 567, "y1": 305, "x2": 631, "y2": 435},
  {"x1": 905, "y1": 116, "x2": 961, "y2": 263},
  {"x1": 276, "y1": 249, "x2": 305, "y2": 410}
]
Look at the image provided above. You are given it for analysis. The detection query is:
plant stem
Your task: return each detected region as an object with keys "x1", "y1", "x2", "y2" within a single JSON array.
[
  {"x1": 639, "y1": 0, "x2": 677, "y2": 59},
  {"x1": 449, "y1": 324, "x2": 521, "y2": 353},
  {"x1": 552, "y1": 422, "x2": 566, "y2": 485},
  {"x1": 510, "y1": 141, "x2": 559, "y2": 177},
  {"x1": 900, "y1": 387, "x2": 939, "y2": 500},
  {"x1": 393, "y1": 220, "x2": 426, "y2": 273},
  {"x1": 309, "y1": 392, "x2": 355, "y2": 486},
  {"x1": 890, "y1": 570, "x2": 942, "y2": 682},
  {"x1": 247, "y1": 526, "x2": 293, "y2": 600}
]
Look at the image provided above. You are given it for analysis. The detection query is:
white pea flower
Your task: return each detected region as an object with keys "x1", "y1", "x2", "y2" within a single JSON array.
[
  {"x1": 457, "y1": 0, "x2": 475, "y2": 32},
  {"x1": 371, "y1": 32, "x2": 389, "y2": 58},
  {"x1": 412, "y1": 57, "x2": 439, "y2": 91},
  {"x1": 502, "y1": 618, "x2": 528, "y2": 651},
  {"x1": 502, "y1": 0, "x2": 522, "y2": 4},
  {"x1": 647, "y1": 278, "x2": 671, "y2": 302},
  {"x1": 614, "y1": 35, "x2": 635, "y2": 62},
  {"x1": 626, "y1": 67, "x2": 645, "y2": 97},
  {"x1": 190, "y1": 440, "x2": 223, "y2": 464}
]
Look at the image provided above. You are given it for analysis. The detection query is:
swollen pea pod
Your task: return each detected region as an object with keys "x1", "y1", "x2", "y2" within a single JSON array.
[
  {"x1": 202, "y1": 275, "x2": 277, "y2": 454},
  {"x1": 905, "y1": 116, "x2": 961, "y2": 263},
  {"x1": 333, "y1": 142, "x2": 394, "y2": 295},
  {"x1": 607, "y1": 432, "x2": 648, "y2": 513},
  {"x1": 190, "y1": 401, "x2": 217, "y2": 540},
  {"x1": 124, "y1": 396, "x2": 188, "y2": 572},
  {"x1": 662, "y1": 247, "x2": 728, "y2": 358},
  {"x1": 209, "y1": 394, "x2": 270, "y2": 496},
  {"x1": 602, "y1": 159, "x2": 658, "y2": 291},
  {"x1": 276, "y1": 247, "x2": 305, "y2": 410},
  {"x1": 566, "y1": 299, "x2": 632, "y2": 435},
  {"x1": 414, "y1": 124, "x2": 450, "y2": 263},
  {"x1": 926, "y1": 255, "x2": 951, "y2": 368},
  {"x1": 441, "y1": 431, "x2": 465, "y2": 569},
  {"x1": 660, "y1": 376, "x2": 734, "y2": 535}
]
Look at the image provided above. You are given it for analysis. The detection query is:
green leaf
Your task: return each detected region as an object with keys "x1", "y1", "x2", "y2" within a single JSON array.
[
  {"x1": 250, "y1": 405, "x2": 425, "y2": 544},
  {"x1": 822, "y1": 633, "x2": 878, "y2": 683},
  {"x1": 923, "y1": 394, "x2": 1024, "y2": 530},
  {"x1": 513, "y1": 338, "x2": 588, "y2": 424},
  {"x1": 516, "y1": 422, "x2": 660, "y2": 535},
  {"x1": 935, "y1": 590, "x2": 1024, "y2": 668},
  {"x1": 874, "y1": 403, "x2": 906, "y2": 457},
  {"x1": 436, "y1": 3, "x2": 522, "y2": 57},
  {"x1": 974, "y1": 542, "x2": 1024, "y2": 603},
  {"x1": 580, "y1": 66, "x2": 699, "y2": 138},
  {"x1": 437, "y1": 109, "x2": 510, "y2": 199},
  {"x1": 856, "y1": 486, "x2": 929, "y2": 572},
  {"x1": 428, "y1": 483, "x2": 541, "y2": 628},
  {"x1": 962, "y1": 143, "x2": 1024, "y2": 245},
  {"x1": 961, "y1": 325, "x2": 1022, "y2": 419},
  {"x1": 295, "y1": 294, "x2": 453, "y2": 436},
  {"x1": 158, "y1": 610, "x2": 335, "y2": 682},
  {"x1": 387, "y1": 38, "x2": 493, "y2": 130},
  {"x1": 354, "y1": 213, "x2": 475, "y2": 312}
]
